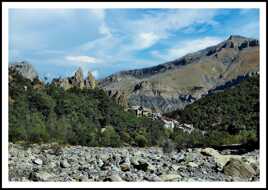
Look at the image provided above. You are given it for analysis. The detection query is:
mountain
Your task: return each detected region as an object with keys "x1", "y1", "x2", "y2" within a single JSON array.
[
  {"x1": 99, "y1": 35, "x2": 259, "y2": 113},
  {"x1": 9, "y1": 61, "x2": 38, "y2": 81}
]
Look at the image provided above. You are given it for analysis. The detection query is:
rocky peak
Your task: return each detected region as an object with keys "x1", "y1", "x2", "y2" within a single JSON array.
[
  {"x1": 226, "y1": 35, "x2": 259, "y2": 49},
  {"x1": 52, "y1": 67, "x2": 97, "y2": 90},
  {"x1": 85, "y1": 71, "x2": 96, "y2": 89},
  {"x1": 9, "y1": 61, "x2": 38, "y2": 81},
  {"x1": 73, "y1": 67, "x2": 84, "y2": 89},
  {"x1": 74, "y1": 67, "x2": 83, "y2": 81}
]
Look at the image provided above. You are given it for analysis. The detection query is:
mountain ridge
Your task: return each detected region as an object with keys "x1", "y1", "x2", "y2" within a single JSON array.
[{"x1": 99, "y1": 35, "x2": 259, "y2": 113}]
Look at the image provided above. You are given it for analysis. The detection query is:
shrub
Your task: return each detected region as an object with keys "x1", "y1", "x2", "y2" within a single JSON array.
[
  {"x1": 100, "y1": 126, "x2": 121, "y2": 147},
  {"x1": 135, "y1": 134, "x2": 148, "y2": 147}
]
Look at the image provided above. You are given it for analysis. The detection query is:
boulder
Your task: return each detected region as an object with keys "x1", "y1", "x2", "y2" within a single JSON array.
[
  {"x1": 130, "y1": 156, "x2": 140, "y2": 166},
  {"x1": 107, "y1": 174, "x2": 123, "y2": 182},
  {"x1": 147, "y1": 163, "x2": 156, "y2": 172},
  {"x1": 120, "y1": 162, "x2": 130, "y2": 172},
  {"x1": 201, "y1": 148, "x2": 242, "y2": 170},
  {"x1": 32, "y1": 158, "x2": 43, "y2": 165},
  {"x1": 132, "y1": 159, "x2": 149, "y2": 172},
  {"x1": 29, "y1": 171, "x2": 55, "y2": 181},
  {"x1": 223, "y1": 158, "x2": 256, "y2": 179},
  {"x1": 187, "y1": 162, "x2": 199, "y2": 168},
  {"x1": 159, "y1": 173, "x2": 181, "y2": 181},
  {"x1": 60, "y1": 160, "x2": 71, "y2": 168}
]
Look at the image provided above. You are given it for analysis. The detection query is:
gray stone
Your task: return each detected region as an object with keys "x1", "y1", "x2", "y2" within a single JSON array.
[
  {"x1": 30, "y1": 171, "x2": 54, "y2": 181},
  {"x1": 60, "y1": 160, "x2": 71, "y2": 168},
  {"x1": 108, "y1": 174, "x2": 123, "y2": 182},
  {"x1": 33, "y1": 158, "x2": 43, "y2": 165},
  {"x1": 160, "y1": 174, "x2": 181, "y2": 181},
  {"x1": 223, "y1": 158, "x2": 256, "y2": 179},
  {"x1": 187, "y1": 162, "x2": 199, "y2": 168},
  {"x1": 120, "y1": 162, "x2": 130, "y2": 171}
]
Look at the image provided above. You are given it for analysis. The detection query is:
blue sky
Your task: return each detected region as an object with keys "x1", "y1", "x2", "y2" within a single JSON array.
[{"x1": 9, "y1": 8, "x2": 259, "y2": 80}]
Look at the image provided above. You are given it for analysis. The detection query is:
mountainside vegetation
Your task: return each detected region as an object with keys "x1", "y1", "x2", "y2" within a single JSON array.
[
  {"x1": 9, "y1": 70, "x2": 166, "y2": 147},
  {"x1": 166, "y1": 75, "x2": 259, "y2": 148}
]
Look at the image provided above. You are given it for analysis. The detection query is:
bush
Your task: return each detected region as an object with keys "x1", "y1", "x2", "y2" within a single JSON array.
[
  {"x1": 135, "y1": 134, "x2": 148, "y2": 147},
  {"x1": 100, "y1": 126, "x2": 121, "y2": 147}
]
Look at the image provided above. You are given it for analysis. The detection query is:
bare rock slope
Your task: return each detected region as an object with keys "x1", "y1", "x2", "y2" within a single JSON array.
[{"x1": 99, "y1": 35, "x2": 259, "y2": 113}]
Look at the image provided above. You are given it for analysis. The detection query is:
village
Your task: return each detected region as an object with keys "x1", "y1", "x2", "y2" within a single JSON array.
[{"x1": 127, "y1": 105, "x2": 194, "y2": 134}]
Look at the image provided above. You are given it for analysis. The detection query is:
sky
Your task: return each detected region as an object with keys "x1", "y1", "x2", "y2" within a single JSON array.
[{"x1": 9, "y1": 8, "x2": 259, "y2": 80}]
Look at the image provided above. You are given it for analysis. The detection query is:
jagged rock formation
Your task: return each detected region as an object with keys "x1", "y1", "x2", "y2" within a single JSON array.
[
  {"x1": 9, "y1": 61, "x2": 38, "y2": 81},
  {"x1": 52, "y1": 67, "x2": 97, "y2": 90},
  {"x1": 85, "y1": 71, "x2": 96, "y2": 89},
  {"x1": 99, "y1": 35, "x2": 259, "y2": 113}
]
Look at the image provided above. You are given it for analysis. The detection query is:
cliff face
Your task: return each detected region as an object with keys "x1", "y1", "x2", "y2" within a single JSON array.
[
  {"x1": 51, "y1": 68, "x2": 97, "y2": 90},
  {"x1": 9, "y1": 61, "x2": 38, "y2": 81},
  {"x1": 99, "y1": 35, "x2": 259, "y2": 113}
]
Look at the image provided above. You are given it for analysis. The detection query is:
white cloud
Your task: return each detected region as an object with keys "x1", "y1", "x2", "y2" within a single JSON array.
[
  {"x1": 70, "y1": 9, "x2": 223, "y2": 70},
  {"x1": 125, "y1": 9, "x2": 218, "y2": 47},
  {"x1": 65, "y1": 55, "x2": 99, "y2": 63},
  {"x1": 133, "y1": 32, "x2": 160, "y2": 49},
  {"x1": 151, "y1": 37, "x2": 223, "y2": 61}
]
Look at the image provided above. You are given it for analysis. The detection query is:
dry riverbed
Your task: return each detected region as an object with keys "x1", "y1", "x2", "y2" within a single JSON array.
[{"x1": 8, "y1": 143, "x2": 259, "y2": 182}]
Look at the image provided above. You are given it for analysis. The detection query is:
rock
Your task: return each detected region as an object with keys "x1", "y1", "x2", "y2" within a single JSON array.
[
  {"x1": 171, "y1": 154, "x2": 185, "y2": 163},
  {"x1": 242, "y1": 156, "x2": 259, "y2": 170},
  {"x1": 33, "y1": 158, "x2": 43, "y2": 165},
  {"x1": 160, "y1": 174, "x2": 181, "y2": 181},
  {"x1": 171, "y1": 164, "x2": 180, "y2": 171},
  {"x1": 99, "y1": 154, "x2": 110, "y2": 162},
  {"x1": 107, "y1": 174, "x2": 123, "y2": 182},
  {"x1": 8, "y1": 143, "x2": 260, "y2": 182},
  {"x1": 120, "y1": 162, "x2": 130, "y2": 171},
  {"x1": 130, "y1": 156, "x2": 140, "y2": 166},
  {"x1": 133, "y1": 159, "x2": 149, "y2": 172},
  {"x1": 73, "y1": 67, "x2": 84, "y2": 89},
  {"x1": 97, "y1": 159, "x2": 104, "y2": 167},
  {"x1": 51, "y1": 68, "x2": 97, "y2": 90},
  {"x1": 79, "y1": 175, "x2": 90, "y2": 182},
  {"x1": 187, "y1": 162, "x2": 199, "y2": 168},
  {"x1": 60, "y1": 160, "x2": 71, "y2": 168},
  {"x1": 147, "y1": 163, "x2": 156, "y2": 172},
  {"x1": 49, "y1": 161, "x2": 57, "y2": 168},
  {"x1": 223, "y1": 158, "x2": 256, "y2": 179},
  {"x1": 201, "y1": 148, "x2": 242, "y2": 170},
  {"x1": 29, "y1": 171, "x2": 54, "y2": 181},
  {"x1": 144, "y1": 174, "x2": 161, "y2": 181},
  {"x1": 85, "y1": 71, "x2": 96, "y2": 89},
  {"x1": 200, "y1": 148, "x2": 219, "y2": 157},
  {"x1": 9, "y1": 61, "x2": 38, "y2": 81}
]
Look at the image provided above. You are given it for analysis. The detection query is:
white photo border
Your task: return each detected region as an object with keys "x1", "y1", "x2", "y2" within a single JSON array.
[{"x1": 2, "y1": 1, "x2": 266, "y2": 188}]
